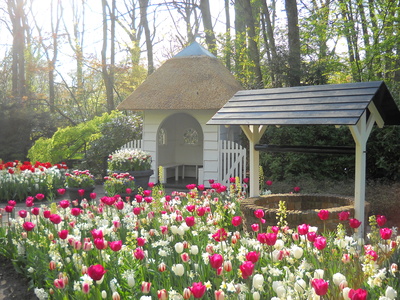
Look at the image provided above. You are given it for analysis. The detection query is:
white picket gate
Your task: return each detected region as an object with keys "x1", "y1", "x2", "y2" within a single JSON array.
[
  {"x1": 120, "y1": 140, "x2": 143, "y2": 150},
  {"x1": 219, "y1": 140, "x2": 247, "y2": 186}
]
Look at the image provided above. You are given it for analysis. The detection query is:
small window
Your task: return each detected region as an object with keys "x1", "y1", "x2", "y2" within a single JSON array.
[
  {"x1": 158, "y1": 128, "x2": 166, "y2": 145},
  {"x1": 183, "y1": 128, "x2": 198, "y2": 145}
]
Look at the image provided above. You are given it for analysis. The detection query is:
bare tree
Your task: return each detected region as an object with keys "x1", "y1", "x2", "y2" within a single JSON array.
[
  {"x1": 285, "y1": 0, "x2": 301, "y2": 86},
  {"x1": 139, "y1": 0, "x2": 154, "y2": 74},
  {"x1": 199, "y1": 0, "x2": 216, "y2": 55}
]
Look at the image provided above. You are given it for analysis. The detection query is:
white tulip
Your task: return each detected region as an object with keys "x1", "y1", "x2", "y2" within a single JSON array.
[
  {"x1": 174, "y1": 242, "x2": 184, "y2": 253},
  {"x1": 385, "y1": 286, "x2": 397, "y2": 299},
  {"x1": 252, "y1": 291, "x2": 260, "y2": 300},
  {"x1": 314, "y1": 269, "x2": 324, "y2": 279},
  {"x1": 342, "y1": 287, "x2": 351, "y2": 300},
  {"x1": 292, "y1": 245, "x2": 303, "y2": 259},
  {"x1": 252, "y1": 274, "x2": 264, "y2": 290},
  {"x1": 294, "y1": 278, "x2": 306, "y2": 293},
  {"x1": 190, "y1": 245, "x2": 199, "y2": 255},
  {"x1": 332, "y1": 273, "x2": 346, "y2": 286},
  {"x1": 172, "y1": 264, "x2": 185, "y2": 276}
]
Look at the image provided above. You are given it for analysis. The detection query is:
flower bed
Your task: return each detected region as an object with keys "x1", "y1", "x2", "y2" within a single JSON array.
[
  {"x1": 0, "y1": 183, "x2": 398, "y2": 299},
  {"x1": 0, "y1": 160, "x2": 67, "y2": 201}
]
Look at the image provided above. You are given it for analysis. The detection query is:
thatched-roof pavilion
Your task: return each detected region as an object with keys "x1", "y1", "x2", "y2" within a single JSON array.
[{"x1": 117, "y1": 42, "x2": 246, "y2": 186}]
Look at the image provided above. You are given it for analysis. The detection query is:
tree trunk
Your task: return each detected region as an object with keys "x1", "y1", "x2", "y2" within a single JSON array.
[
  {"x1": 139, "y1": 0, "x2": 154, "y2": 75},
  {"x1": 224, "y1": 0, "x2": 232, "y2": 70},
  {"x1": 199, "y1": 0, "x2": 217, "y2": 55},
  {"x1": 285, "y1": 0, "x2": 301, "y2": 86},
  {"x1": 101, "y1": 0, "x2": 115, "y2": 112}
]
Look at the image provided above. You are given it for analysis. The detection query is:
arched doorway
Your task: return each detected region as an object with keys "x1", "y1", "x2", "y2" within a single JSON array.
[{"x1": 157, "y1": 113, "x2": 204, "y2": 184}]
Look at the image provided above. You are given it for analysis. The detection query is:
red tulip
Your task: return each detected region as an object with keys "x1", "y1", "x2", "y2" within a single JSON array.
[
  {"x1": 133, "y1": 207, "x2": 141, "y2": 215},
  {"x1": 376, "y1": 215, "x2": 387, "y2": 227},
  {"x1": 380, "y1": 227, "x2": 392, "y2": 240},
  {"x1": 4, "y1": 206, "x2": 14, "y2": 213},
  {"x1": 312, "y1": 278, "x2": 329, "y2": 296},
  {"x1": 212, "y1": 228, "x2": 228, "y2": 242},
  {"x1": 137, "y1": 237, "x2": 146, "y2": 246},
  {"x1": 318, "y1": 209, "x2": 330, "y2": 220},
  {"x1": 157, "y1": 289, "x2": 168, "y2": 300},
  {"x1": 141, "y1": 281, "x2": 151, "y2": 294},
  {"x1": 349, "y1": 218, "x2": 362, "y2": 229},
  {"x1": 94, "y1": 238, "x2": 107, "y2": 250},
  {"x1": 239, "y1": 261, "x2": 254, "y2": 279},
  {"x1": 307, "y1": 231, "x2": 317, "y2": 242},
  {"x1": 59, "y1": 200, "x2": 70, "y2": 209},
  {"x1": 58, "y1": 229, "x2": 69, "y2": 240},
  {"x1": 209, "y1": 253, "x2": 224, "y2": 269},
  {"x1": 348, "y1": 288, "x2": 368, "y2": 300},
  {"x1": 22, "y1": 222, "x2": 35, "y2": 231},
  {"x1": 313, "y1": 236, "x2": 327, "y2": 250},
  {"x1": 31, "y1": 207, "x2": 40, "y2": 216},
  {"x1": 338, "y1": 211, "x2": 350, "y2": 221},
  {"x1": 18, "y1": 210, "x2": 28, "y2": 218},
  {"x1": 89, "y1": 192, "x2": 97, "y2": 199},
  {"x1": 254, "y1": 209, "x2": 265, "y2": 219},
  {"x1": 71, "y1": 208, "x2": 81, "y2": 216},
  {"x1": 185, "y1": 216, "x2": 195, "y2": 227},
  {"x1": 57, "y1": 188, "x2": 66, "y2": 195},
  {"x1": 78, "y1": 189, "x2": 85, "y2": 196},
  {"x1": 189, "y1": 282, "x2": 206, "y2": 299},
  {"x1": 35, "y1": 193, "x2": 45, "y2": 200},
  {"x1": 231, "y1": 216, "x2": 242, "y2": 227},
  {"x1": 87, "y1": 264, "x2": 107, "y2": 281},
  {"x1": 297, "y1": 224, "x2": 309, "y2": 235},
  {"x1": 134, "y1": 248, "x2": 145, "y2": 260},
  {"x1": 49, "y1": 214, "x2": 62, "y2": 224},
  {"x1": 109, "y1": 240, "x2": 122, "y2": 252},
  {"x1": 245, "y1": 251, "x2": 260, "y2": 263}
]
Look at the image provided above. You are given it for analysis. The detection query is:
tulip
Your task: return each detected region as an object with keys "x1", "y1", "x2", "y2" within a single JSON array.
[
  {"x1": 251, "y1": 223, "x2": 260, "y2": 232},
  {"x1": 318, "y1": 209, "x2": 330, "y2": 220},
  {"x1": 157, "y1": 289, "x2": 168, "y2": 300},
  {"x1": 376, "y1": 215, "x2": 387, "y2": 227},
  {"x1": 196, "y1": 206, "x2": 206, "y2": 217},
  {"x1": 348, "y1": 288, "x2": 367, "y2": 300},
  {"x1": 342, "y1": 253, "x2": 351, "y2": 263},
  {"x1": 189, "y1": 282, "x2": 206, "y2": 299},
  {"x1": 31, "y1": 207, "x2": 40, "y2": 216},
  {"x1": 22, "y1": 222, "x2": 35, "y2": 231},
  {"x1": 57, "y1": 188, "x2": 66, "y2": 195},
  {"x1": 214, "y1": 289, "x2": 225, "y2": 300},
  {"x1": 141, "y1": 281, "x2": 151, "y2": 294},
  {"x1": 385, "y1": 286, "x2": 397, "y2": 299},
  {"x1": 254, "y1": 209, "x2": 265, "y2": 219},
  {"x1": 209, "y1": 253, "x2": 224, "y2": 269},
  {"x1": 49, "y1": 214, "x2": 62, "y2": 224},
  {"x1": 18, "y1": 210, "x2": 28, "y2": 218},
  {"x1": 252, "y1": 274, "x2": 264, "y2": 290},
  {"x1": 49, "y1": 261, "x2": 56, "y2": 271},
  {"x1": 223, "y1": 261, "x2": 232, "y2": 272},
  {"x1": 58, "y1": 230, "x2": 69, "y2": 240},
  {"x1": 109, "y1": 240, "x2": 122, "y2": 252},
  {"x1": 338, "y1": 211, "x2": 350, "y2": 221},
  {"x1": 171, "y1": 264, "x2": 184, "y2": 276},
  {"x1": 245, "y1": 251, "x2": 260, "y2": 263},
  {"x1": 307, "y1": 231, "x2": 317, "y2": 242},
  {"x1": 94, "y1": 238, "x2": 107, "y2": 250},
  {"x1": 293, "y1": 186, "x2": 301, "y2": 193},
  {"x1": 311, "y1": 278, "x2": 329, "y2": 296},
  {"x1": 333, "y1": 273, "x2": 346, "y2": 286},
  {"x1": 181, "y1": 253, "x2": 190, "y2": 262},
  {"x1": 89, "y1": 192, "x2": 97, "y2": 199},
  {"x1": 174, "y1": 242, "x2": 184, "y2": 253},
  {"x1": 134, "y1": 248, "x2": 145, "y2": 260},
  {"x1": 212, "y1": 228, "x2": 228, "y2": 242},
  {"x1": 185, "y1": 216, "x2": 195, "y2": 227},
  {"x1": 239, "y1": 261, "x2": 254, "y2": 279},
  {"x1": 365, "y1": 249, "x2": 378, "y2": 261},
  {"x1": 231, "y1": 216, "x2": 242, "y2": 227},
  {"x1": 183, "y1": 288, "x2": 192, "y2": 299},
  {"x1": 137, "y1": 237, "x2": 146, "y2": 247},
  {"x1": 349, "y1": 218, "x2": 362, "y2": 229},
  {"x1": 82, "y1": 282, "x2": 90, "y2": 294},
  {"x1": 158, "y1": 262, "x2": 167, "y2": 272},
  {"x1": 314, "y1": 236, "x2": 327, "y2": 250},
  {"x1": 59, "y1": 200, "x2": 70, "y2": 209},
  {"x1": 87, "y1": 264, "x2": 107, "y2": 281},
  {"x1": 380, "y1": 227, "x2": 392, "y2": 240},
  {"x1": 297, "y1": 224, "x2": 309, "y2": 235},
  {"x1": 35, "y1": 193, "x2": 45, "y2": 200}
]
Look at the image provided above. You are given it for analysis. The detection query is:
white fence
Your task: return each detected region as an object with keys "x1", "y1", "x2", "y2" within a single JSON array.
[
  {"x1": 219, "y1": 140, "x2": 247, "y2": 186},
  {"x1": 120, "y1": 140, "x2": 143, "y2": 150}
]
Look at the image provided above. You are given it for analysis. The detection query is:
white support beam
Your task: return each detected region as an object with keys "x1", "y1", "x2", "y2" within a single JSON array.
[
  {"x1": 241, "y1": 125, "x2": 267, "y2": 197},
  {"x1": 349, "y1": 111, "x2": 378, "y2": 238}
]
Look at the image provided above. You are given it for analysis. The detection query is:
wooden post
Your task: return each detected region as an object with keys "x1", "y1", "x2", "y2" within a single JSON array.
[
  {"x1": 349, "y1": 107, "x2": 381, "y2": 238},
  {"x1": 241, "y1": 125, "x2": 267, "y2": 197}
]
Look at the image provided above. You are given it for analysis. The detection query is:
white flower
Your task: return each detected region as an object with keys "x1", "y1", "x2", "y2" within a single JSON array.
[
  {"x1": 174, "y1": 242, "x2": 184, "y2": 253},
  {"x1": 342, "y1": 287, "x2": 351, "y2": 300},
  {"x1": 385, "y1": 286, "x2": 397, "y2": 299},
  {"x1": 172, "y1": 264, "x2": 185, "y2": 276},
  {"x1": 190, "y1": 245, "x2": 199, "y2": 255},
  {"x1": 140, "y1": 296, "x2": 151, "y2": 300},
  {"x1": 294, "y1": 278, "x2": 306, "y2": 293},
  {"x1": 252, "y1": 291, "x2": 260, "y2": 300},
  {"x1": 314, "y1": 269, "x2": 324, "y2": 279},
  {"x1": 332, "y1": 273, "x2": 346, "y2": 286},
  {"x1": 291, "y1": 245, "x2": 303, "y2": 259},
  {"x1": 274, "y1": 239, "x2": 284, "y2": 250},
  {"x1": 252, "y1": 274, "x2": 264, "y2": 290}
]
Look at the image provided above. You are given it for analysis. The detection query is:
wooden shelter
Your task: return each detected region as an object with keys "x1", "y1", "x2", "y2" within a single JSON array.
[
  {"x1": 208, "y1": 81, "x2": 400, "y2": 237},
  {"x1": 118, "y1": 42, "x2": 245, "y2": 186}
]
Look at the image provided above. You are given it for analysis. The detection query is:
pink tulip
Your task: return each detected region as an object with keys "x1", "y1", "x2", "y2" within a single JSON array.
[
  {"x1": 376, "y1": 215, "x2": 387, "y2": 227},
  {"x1": 348, "y1": 288, "x2": 368, "y2": 300},
  {"x1": 311, "y1": 278, "x2": 329, "y2": 296},
  {"x1": 134, "y1": 248, "x2": 145, "y2": 260},
  {"x1": 109, "y1": 240, "x2": 123, "y2": 252},
  {"x1": 245, "y1": 251, "x2": 260, "y2": 263},
  {"x1": 141, "y1": 281, "x2": 151, "y2": 294},
  {"x1": 157, "y1": 289, "x2": 168, "y2": 300},
  {"x1": 22, "y1": 222, "x2": 35, "y2": 231},
  {"x1": 380, "y1": 227, "x2": 392, "y2": 240},
  {"x1": 318, "y1": 209, "x2": 329, "y2": 220},
  {"x1": 314, "y1": 236, "x2": 327, "y2": 250},
  {"x1": 297, "y1": 223, "x2": 309, "y2": 235},
  {"x1": 239, "y1": 261, "x2": 254, "y2": 279},
  {"x1": 349, "y1": 218, "x2": 362, "y2": 229},
  {"x1": 231, "y1": 216, "x2": 242, "y2": 227},
  {"x1": 209, "y1": 253, "x2": 224, "y2": 269},
  {"x1": 338, "y1": 211, "x2": 350, "y2": 221},
  {"x1": 87, "y1": 264, "x2": 107, "y2": 281},
  {"x1": 189, "y1": 282, "x2": 206, "y2": 299}
]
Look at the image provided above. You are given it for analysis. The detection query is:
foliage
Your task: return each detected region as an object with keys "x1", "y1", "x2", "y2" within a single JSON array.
[
  {"x1": 259, "y1": 125, "x2": 355, "y2": 181},
  {"x1": 65, "y1": 170, "x2": 95, "y2": 188},
  {"x1": 0, "y1": 183, "x2": 398, "y2": 299},
  {"x1": 0, "y1": 160, "x2": 66, "y2": 201},
  {"x1": 28, "y1": 111, "x2": 142, "y2": 177},
  {"x1": 108, "y1": 148, "x2": 152, "y2": 172},
  {"x1": 103, "y1": 172, "x2": 135, "y2": 196},
  {"x1": 80, "y1": 112, "x2": 142, "y2": 178}
]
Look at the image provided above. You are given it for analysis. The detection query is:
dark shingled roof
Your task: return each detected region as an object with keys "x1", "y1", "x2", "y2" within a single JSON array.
[{"x1": 207, "y1": 81, "x2": 400, "y2": 126}]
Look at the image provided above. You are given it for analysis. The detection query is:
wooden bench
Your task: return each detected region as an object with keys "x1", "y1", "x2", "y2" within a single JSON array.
[{"x1": 160, "y1": 164, "x2": 181, "y2": 184}]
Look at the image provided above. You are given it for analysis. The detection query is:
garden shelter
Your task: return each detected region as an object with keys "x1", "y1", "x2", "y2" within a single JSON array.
[
  {"x1": 117, "y1": 42, "x2": 245, "y2": 186},
  {"x1": 208, "y1": 81, "x2": 400, "y2": 237}
]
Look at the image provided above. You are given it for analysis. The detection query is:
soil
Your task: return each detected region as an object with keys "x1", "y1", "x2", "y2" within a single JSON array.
[{"x1": 0, "y1": 256, "x2": 37, "y2": 299}]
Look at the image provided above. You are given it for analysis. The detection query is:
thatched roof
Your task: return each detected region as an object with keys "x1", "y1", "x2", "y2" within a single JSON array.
[{"x1": 117, "y1": 42, "x2": 242, "y2": 111}]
